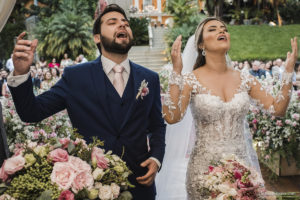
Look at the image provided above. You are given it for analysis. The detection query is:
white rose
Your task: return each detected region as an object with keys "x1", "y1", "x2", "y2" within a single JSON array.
[
  {"x1": 218, "y1": 184, "x2": 237, "y2": 196},
  {"x1": 110, "y1": 183, "x2": 120, "y2": 198},
  {"x1": 93, "y1": 168, "x2": 105, "y2": 181},
  {"x1": 216, "y1": 194, "x2": 226, "y2": 200},
  {"x1": 99, "y1": 185, "x2": 113, "y2": 200},
  {"x1": 112, "y1": 155, "x2": 120, "y2": 162},
  {"x1": 27, "y1": 141, "x2": 38, "y2": 149}
]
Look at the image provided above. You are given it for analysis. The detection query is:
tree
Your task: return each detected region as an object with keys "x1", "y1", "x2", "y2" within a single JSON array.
[{"x1": 34, "y1": 0, "x2": 96, "y2": 60}]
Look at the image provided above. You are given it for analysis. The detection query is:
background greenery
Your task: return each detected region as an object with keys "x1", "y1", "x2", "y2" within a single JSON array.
[
  {"x1": 129, "y1": 17, "x2": 149, "y2": 46},
  {"x1": 164, "y1": 0, "x2": 300, "y2": 62},
  {"x1": 228, "y1": 24, "x2": 300, "y2": 61}
]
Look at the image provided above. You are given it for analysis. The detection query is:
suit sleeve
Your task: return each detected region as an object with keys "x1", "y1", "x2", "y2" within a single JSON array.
[
  {"x1": 148, "y1": 73, "x2": 166, "y2": 164},
  {"x1": 8, "y1": 71, "x2": 69, "y2": 123}
]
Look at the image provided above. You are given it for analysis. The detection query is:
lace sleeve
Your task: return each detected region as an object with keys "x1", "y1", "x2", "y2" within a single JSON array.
[
  {"x1": 162, "y1": 71, "x2": 194, "y2": 124},
  {"x1": 242, "y1": 70, "x2": 293, "y2": 116}
]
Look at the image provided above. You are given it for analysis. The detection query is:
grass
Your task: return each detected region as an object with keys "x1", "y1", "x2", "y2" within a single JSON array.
[{"x1": 227, "y1": 25, "x2": 300, "y2": 61}]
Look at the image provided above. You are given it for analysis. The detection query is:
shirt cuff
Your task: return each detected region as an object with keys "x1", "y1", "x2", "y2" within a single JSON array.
[
  {"x1": 7, "y1": 71, "x2": 30, "y2": 87},
  {"x1": 149, "y1": 157, "x2": 161, "y2": 169}
]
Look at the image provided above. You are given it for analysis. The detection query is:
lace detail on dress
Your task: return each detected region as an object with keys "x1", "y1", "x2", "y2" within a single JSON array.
[
  {"x1": 169, "y1": 71, "x2": 183, "y2": 89},
  {"x1": 240, "y1": 70, "x2": 292, "y2": 115}
]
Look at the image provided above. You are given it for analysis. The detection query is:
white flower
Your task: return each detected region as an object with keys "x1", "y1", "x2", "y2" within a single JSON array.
[
  {"x1": 218, "y1": 184, "x2": 237, "y2": 196},
  {"x1": 93, "y1": 168, "x2": 105, "y2": 181},
  {"x1": 99, "y1": 184, "x2": 113, "y2": 200},
  {"x1": 110, "y1": 183, "x2": 120, "y2": 198},
  {"x1": 112, "y1": 155, "x2": 120, "y2": 162},
  {"x1": 216, "y1": 194, "x2": 226, "y2": 200}
]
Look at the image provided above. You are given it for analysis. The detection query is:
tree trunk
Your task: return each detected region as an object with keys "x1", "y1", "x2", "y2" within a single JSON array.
[{"x1": 214, "y1": 0, "x2": 224, "y2": 18}]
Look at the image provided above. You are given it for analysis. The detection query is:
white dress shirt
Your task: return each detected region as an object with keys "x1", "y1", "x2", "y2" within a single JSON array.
[{"x1": 7, "y1": 56, "x2": 161, "y2": 168}]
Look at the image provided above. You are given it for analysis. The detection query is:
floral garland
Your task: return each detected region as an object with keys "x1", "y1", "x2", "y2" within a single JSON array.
[{"x1": 2, "y1": 77, "x2": 72, "y2": 153}]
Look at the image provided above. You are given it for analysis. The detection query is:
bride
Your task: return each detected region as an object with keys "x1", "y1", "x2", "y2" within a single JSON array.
[{"x1": 161, "y1": 17, "x2": 298, "y2": 199}]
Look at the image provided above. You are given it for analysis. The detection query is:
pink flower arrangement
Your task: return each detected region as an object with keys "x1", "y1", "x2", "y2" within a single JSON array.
[{"x1": 0, "y1": 136, "x2": 133, "y2": 200}]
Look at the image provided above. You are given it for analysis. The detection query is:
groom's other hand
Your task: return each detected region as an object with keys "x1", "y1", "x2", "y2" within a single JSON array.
[
  {"x1": 13, "y1": 32, "x2": 38, "y2": 76},
  {"x1": 136, "y1": 159, "x2": 159, "y2": 186}
]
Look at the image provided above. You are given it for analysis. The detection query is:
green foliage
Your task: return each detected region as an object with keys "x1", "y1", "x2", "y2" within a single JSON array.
[
  {"x1": 165, "y1": 0, "x2": 198, "y2": 28},
  {"x1": 164, "y1": 0, "x2": 206, "y2": 58},
  {"x1": 228, "y1": 25, "x2": 300, "y2": 61},
  {"x1": 278, "y1": 1, "x2": 300, "y2": 24},
  {"x1": 165, "y1": 14, "x2": 206, "y2": 58},
  {"x1": 34, "y1": 0, "x2": 96, "y2": 60},
  {"x1": 129, "y1": 17, "x2": 149, "y2": 46},
  {"x1": 5, "y1": 158, "x2": 61, "y2": 200}
]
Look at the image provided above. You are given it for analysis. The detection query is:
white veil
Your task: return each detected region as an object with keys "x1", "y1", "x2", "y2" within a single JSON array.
[{"x1": 155, "y1": 35, "x2": 197, "y2": 200}]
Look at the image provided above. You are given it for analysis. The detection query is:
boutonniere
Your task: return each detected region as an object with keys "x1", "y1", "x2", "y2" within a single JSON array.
[{"x1": 136, "y1": 80, "x2": 149, "y2": 100}]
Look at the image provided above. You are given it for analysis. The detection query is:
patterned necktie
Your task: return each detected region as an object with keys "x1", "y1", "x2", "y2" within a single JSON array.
[{"x1": 112, "y1": 64, "x2": 125, "y2": 97}]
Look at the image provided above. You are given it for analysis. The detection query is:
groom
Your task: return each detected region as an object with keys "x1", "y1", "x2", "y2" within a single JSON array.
[{"x1": 8, "y1": 4, "x2": 166, "y2": 199}]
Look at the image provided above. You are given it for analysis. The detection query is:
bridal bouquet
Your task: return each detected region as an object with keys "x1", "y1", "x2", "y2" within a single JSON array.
[
  {"x1": 201, "y1": 155, "x2": 268, "y2": 200},
  {"x1": 0, "y1": 134, "x2": 133, "y2": 200}
]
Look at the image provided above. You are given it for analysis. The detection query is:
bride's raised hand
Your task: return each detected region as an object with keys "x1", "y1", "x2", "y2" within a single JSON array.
[
  {"x1": 285, "y1": 37, "x2": 298, "y2": 73},
  {"x1": 171, "y1": 35, "x2": 183, "y2": 74}
]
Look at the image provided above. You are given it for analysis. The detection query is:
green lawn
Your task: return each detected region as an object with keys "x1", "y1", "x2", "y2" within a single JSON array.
[{"x1": 228, "y1": 25, "x2": 300, "y2": 61}]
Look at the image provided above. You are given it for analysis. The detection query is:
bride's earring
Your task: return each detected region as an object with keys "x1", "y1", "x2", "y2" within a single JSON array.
[{"x1": 202, "y1": 48, "x2": 206, "y2": 56}]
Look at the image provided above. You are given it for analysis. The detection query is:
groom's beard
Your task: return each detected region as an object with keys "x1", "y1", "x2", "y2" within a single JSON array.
[{"x1": 100, "y1": 34, "x2": 133, "y2": 54}]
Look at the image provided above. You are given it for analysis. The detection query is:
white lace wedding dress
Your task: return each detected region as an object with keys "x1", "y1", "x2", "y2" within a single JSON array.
[{"x1": 162, "y1": 68, "x2": 293, "y2": 199}]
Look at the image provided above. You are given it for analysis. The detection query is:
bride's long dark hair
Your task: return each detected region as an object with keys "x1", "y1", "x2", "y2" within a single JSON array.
[{"x1": 193, "y1": 17, "x2": 227, "y2": 70}]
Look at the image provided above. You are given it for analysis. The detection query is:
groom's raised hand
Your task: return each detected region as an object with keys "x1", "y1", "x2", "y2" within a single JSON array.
[
  {"x1": 136, "y1": 159, "x2": 159, "y2": 186},
  {"x1": 13, "y1": 32, "x2": 38, "y2": 76}
]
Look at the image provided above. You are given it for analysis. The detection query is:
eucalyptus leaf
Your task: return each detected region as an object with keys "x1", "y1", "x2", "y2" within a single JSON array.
[
  {"x1": 36, "y1": 190, "x2": 53, "y2": 200},
  {"x1": 68, "y1": 142, "x2": 75, "y2": 154},
  {"x1": 0, "y1": 183, "x2": 8, "y2": 194}
]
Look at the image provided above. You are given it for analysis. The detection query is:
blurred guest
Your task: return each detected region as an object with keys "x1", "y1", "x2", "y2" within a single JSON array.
[
  {"x1": 249, "y1": 60, "x2": 266, "y2": 78},
  {"x1": 41, "y1": 71, "x2": 53, "y2": 89},
  {"x1": 6, "y1": 54, "x2": 14, "y2": 72},
  {"x1": 50, "y1": 67, "x2": 60, "y2": 81},
  {"x1": 1, "y1": 70, "x2": 9, "y2": 97},
  {"x1": 48, "y1": 58, "x2": 60, "y2": 68},
  {"x1": 265, "y1": 62, "x2": 273, "y2": 78},
  {"x1": 60, "y1": 53, "x2": 73, "y2": 68},
  {"x1": 31, "y1": 69, "x2": 41, "y2": 94},
  {"x1": 38, "y1": 57, "x2": 47, "y2": 68},
  {"x1": 74, "y1": 56, "x2": 81, "y2": 65},
  {"x1": 79, "y1": 54, "x2": 88, "y2": 63}
]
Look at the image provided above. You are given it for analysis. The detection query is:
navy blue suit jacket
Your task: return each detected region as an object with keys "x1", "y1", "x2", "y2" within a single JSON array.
[{"x1": 9, "y1": 57, "x2": 166, "y2": 198}]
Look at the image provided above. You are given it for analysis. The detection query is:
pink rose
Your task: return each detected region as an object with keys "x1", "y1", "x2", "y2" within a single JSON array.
[
  {"x1": 48, "y1": 148, "x2": 69, "y2": 163},
  {"x1": 58, "y1": 190, "x2": 75, "y2": 200},
  {"x1": 141, "y1": 87, "x2": 149, "y2": 97},
  {"x1": 71, "y1": 171, "x2": 94, "y2": 193},
  {"x1": 68, "y1": 156, "x2": 91, "y2": 173},
  {"x1": 4, "y1": 155, "x2": 25, "y2": 175},
  {"x1": 234, "y1": 170, "x2": 242, "y2": 180},
  {"x1": 252, "y1": 119, "x2": 257, "y2": 124},
  {"x1": 0, "y1": 161, "x2": 8, "y2": 182},
  {"x1": 60, "y1": 138, "x2": 70, "y2": 149},
  {"x1": 208, "y1": 166, "x2": 214, "y2": 172},
  {"x1": 276, "y1": 120, "x2": 283, "y2": 127},
  {"x1": 91, "y1": 147, "x2": 109, "y2": 169},
  {"x1": 51, "y1": 162, "x2": 76, "y2": 190}
]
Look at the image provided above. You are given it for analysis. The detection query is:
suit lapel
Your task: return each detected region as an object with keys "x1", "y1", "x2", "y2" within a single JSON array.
[
  {"x1": 90, "y1": 57, "x2": 117, "y2": 132},
  {"x1": 120, "y1": 62, "x2": 143, "y2": 130}
]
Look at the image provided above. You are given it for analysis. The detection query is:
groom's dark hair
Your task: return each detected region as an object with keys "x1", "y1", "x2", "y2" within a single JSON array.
[{"x1": 93, "y1": 4, "x2": 129, "y2": 52}]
